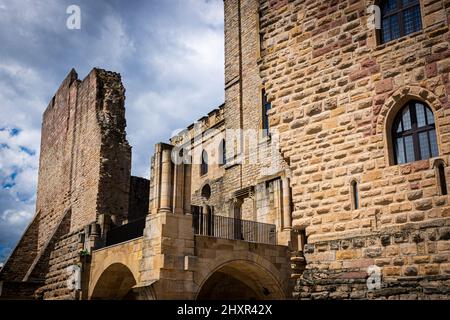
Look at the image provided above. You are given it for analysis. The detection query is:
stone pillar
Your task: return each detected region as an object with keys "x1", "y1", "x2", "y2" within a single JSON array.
[
  {"x1": 282, "y1": 177, "x2": 292, "y2": 230},
  {"x1": 139, "y1": 212, "x2": 196, "y2": 300},
  {"x1": 159, "y1": 146, "x2": 173, "y2": 213},
  {"x1": 273, "y1": 179, "x2": 283, "y2": 229},
  {"x1": 173, "y1": 163, "x2": 185, "y2": 215},
  {"x1": 183, "y1": 164, "x2": 192, "y2": 215},
  {"x1": 150, "y1": 145, "x2": 162, "y2": 215}
]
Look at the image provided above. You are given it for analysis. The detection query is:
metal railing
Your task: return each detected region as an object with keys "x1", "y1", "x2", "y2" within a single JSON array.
[
  {"x1": 193, "y1": 213, "x2": 276, "y2": 245},
  {"x1": 105, "y1": 217, "x2": 146, "y2": 247}
]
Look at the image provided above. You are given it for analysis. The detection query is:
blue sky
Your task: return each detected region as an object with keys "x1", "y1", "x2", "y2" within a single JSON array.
[{"x1": 0, "y1": 0, "x2": 225, "y2": 264}]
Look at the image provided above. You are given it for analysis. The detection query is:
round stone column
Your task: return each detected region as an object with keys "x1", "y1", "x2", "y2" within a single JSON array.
[{"x1": 159, "y1": 147, "x2": 173, "y2": 213}]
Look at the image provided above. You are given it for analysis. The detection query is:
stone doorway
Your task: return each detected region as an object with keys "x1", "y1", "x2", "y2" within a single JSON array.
[{"x1": 196, "y1": 260, "x2": 285, "y2": 300}]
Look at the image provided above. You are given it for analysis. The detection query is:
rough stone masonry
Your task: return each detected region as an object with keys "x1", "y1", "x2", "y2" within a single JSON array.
[
  {"x1": 1, "y1": 0, "x2": 450, "y2": 300},
  {"x1": 258, "y1": 0, "x2": 450, "y2": 299}
]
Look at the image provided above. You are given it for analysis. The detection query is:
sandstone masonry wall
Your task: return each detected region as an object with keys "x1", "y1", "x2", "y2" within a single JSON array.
[
  {"x1": 258, "y1": 0, "x2": 450, "y2": 298},
  {"x1": 223, "y1": 0, "x2": 291, "y2": 233}
]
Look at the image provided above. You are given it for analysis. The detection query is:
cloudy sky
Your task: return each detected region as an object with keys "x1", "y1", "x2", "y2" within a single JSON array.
[{"x1": 0, "y1": 0, "x2": 225, "y2": 264}]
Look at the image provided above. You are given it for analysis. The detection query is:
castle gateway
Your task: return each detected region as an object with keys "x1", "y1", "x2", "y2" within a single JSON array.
[{"x1": 1, "y1": 0, "x2": 450, "y2": 300}]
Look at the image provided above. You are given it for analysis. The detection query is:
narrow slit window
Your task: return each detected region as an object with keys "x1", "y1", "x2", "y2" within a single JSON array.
[
  {"x1": 262, "y1": 89, "x2": 272, "y2": 137},
  {"x1": 352, "y1": 180, "x2": 359, "y2": 210},
  {"x1": 438, "y1": 162, "x2": 448, "y2": 196},
  {"x1": 299, "y1": 230, "x2": 307, "y2": 252}
]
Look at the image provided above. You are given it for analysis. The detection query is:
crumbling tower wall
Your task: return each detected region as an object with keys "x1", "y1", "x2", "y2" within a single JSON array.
[{"x1": 0, "y1": 68, "x2": 131, "y2": 299}]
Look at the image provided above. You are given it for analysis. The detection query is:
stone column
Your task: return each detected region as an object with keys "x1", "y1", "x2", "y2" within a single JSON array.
[
  {"x1": 273, "y1": 179, "x2": 283, "y2": 229},
  {"x1": 282, "y1": 177, "x2": 292, "y2": 230},
  {"x1": 173, "y1": 163, "x2": 185, "y2": 215},
  {"x1": 183, "y1": 164, "x2": 192, "y2": 215},
  {"x1": 203, "y1": 204, "x2": 210, "y2": 236},
  {"x1": 150, "y1": 145, "x2": 162, "y2": 215},
  {"x1": 159, "y1": 146, "x2": 173, "y2": 213}
]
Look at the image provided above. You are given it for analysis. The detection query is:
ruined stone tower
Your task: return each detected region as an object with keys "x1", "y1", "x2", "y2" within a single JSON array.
[{"x1": 0, "y1": 69, "x2": 134, "y2": 299}]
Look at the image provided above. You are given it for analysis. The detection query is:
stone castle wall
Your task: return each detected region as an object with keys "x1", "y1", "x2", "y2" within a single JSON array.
[
  {"x1": 221, "y1": 0, "x2": 291, "y2": 240},
  {"x1": 258, "y1": 0, "x2": 450, "y2": 298}
]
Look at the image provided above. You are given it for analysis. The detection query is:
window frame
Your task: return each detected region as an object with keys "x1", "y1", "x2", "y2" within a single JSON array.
[
  {"x1": 392, "y1": 100, "x2": 438, "y2": 165},
  {"x1": 378, "y1": 0, "x2": 422, "y2": 44}
]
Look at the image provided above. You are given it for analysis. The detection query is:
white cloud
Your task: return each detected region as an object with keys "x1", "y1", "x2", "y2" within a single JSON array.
[
  {"x1": 89, "y1": 14, "x2": 136, "y2": 72},
  {"x1": 0, "y1": 127, "x2": 39, "y2": 257},
  {"x1": 0, "y1": 0, "x2": 225, "y2": 262},
  {"x1": 125, "y1": 0, "x2": 224, "y2": 177},
  {"x1": 0, "y1": 0, "x2": 64, "y2": 35}
]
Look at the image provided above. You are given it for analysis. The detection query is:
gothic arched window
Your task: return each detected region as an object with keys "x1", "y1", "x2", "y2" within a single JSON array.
[
  {"x1": 392, "y1": 101, "x2": 438, "y2": 165},
  {"x1": 380, "y1": 0, "x2": 422, "y2": 44},
  {"x1": 200, "y1": 150, "x2": 208, "y2": 176}
]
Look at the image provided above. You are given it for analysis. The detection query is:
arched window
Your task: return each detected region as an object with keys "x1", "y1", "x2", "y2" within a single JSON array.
[
  {"x1": 351, "y1": 180, "x2": 359, "y2": 210},
  {"x1": 392, "y1": 101, "x2": 438, "y2": 165},
  {"x1": 379, "y1": 0, "x2": 422, "y2": 44},
  {"x1": 219, "y1": 139, "x2": 226, "y2": 166},
  {"x1": 201, "y1": 184, "x2": 212, "y2": 199},
  {"x1": 200, "y1": 150, "x2": 208, "y2": 176}
]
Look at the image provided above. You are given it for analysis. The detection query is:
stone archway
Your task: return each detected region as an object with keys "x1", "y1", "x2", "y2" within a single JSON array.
[
  {"x1": 91, "y1": 263, "x2": 137, "y2": 300},
  {"x1": 196, "y1": 260, "x2": 285, "y2": 300}
]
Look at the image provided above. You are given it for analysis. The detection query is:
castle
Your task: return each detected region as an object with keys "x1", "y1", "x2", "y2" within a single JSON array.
[{"x1": 1, "y1": 0, "x2": 450, "y2": 300}]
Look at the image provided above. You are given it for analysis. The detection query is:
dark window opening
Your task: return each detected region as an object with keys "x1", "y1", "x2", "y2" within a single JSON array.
[
  {"x1": 262, "y1": 89, "x2": 272, "y2": 137},
  {"x1": 200, "y1": 150, "x2": 208, "y2": 176},
  {"x1": 219, "y1": 139, "x2": 226, "y2": 166},
  {"x1": 299, "y1": 230, "x2": 307, "y2": 252},
  {"x1": 392, "y1": 101, "x2": 438, "y2": 165},
  {"x1": 351, "y1": 180, "x2": 359, "y2": 210},
  {"x1": 438, "y1": 162, "x2": 448, "y2": 196},
  {"x1": 380, "y1": 0, "x2": 422, "y2": 44},
  {"x1": 201, "y1": 184, "x2": 212, "y2": 199}
]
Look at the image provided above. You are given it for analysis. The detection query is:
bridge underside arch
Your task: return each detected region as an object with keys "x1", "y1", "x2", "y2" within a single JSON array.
[
  {"x1": 197, "y1": 260, "x2": 285, "y2": 300},
  {"x1": 91, "y1": 263, "x2": 137, "y2": 300}
]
